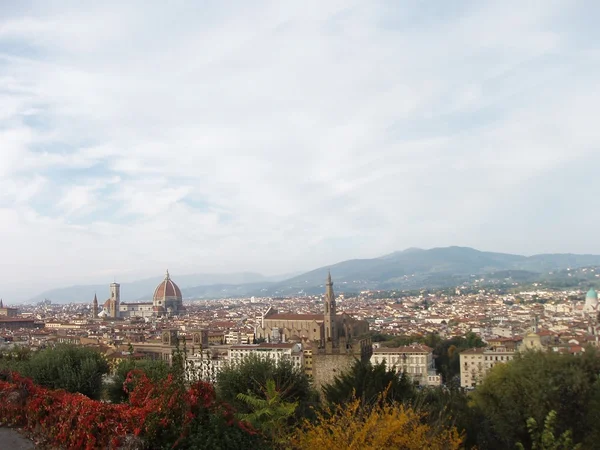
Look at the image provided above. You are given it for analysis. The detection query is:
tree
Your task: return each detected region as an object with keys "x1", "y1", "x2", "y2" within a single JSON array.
[
  {"x1": 216, "y1": 353, "x2": 316, "y2": 420},
  {"x1": 237, "y1": 379, "x2": 298, "y2": 446},
  {"x1": 322, "y1": 360, "x2": 415, "y2": 407},
  {"x1": 433, "y1": 333, "x2": 485, "y2": 382},
  {"x1": 516, "y1": 410, "x2": 581, "y2": 450},
  {"x1": 413, "y1": 384, "x2": 483, "y2": 450},
  {"x1": 292, "y1": 396, "x2": 463, "y2": 450},
  {"x1": 471, "y1": 349, "x2": 600, "y2": 449},
  {"x1": 19, "y1": 345, "x2": 109, "y2": 399}
]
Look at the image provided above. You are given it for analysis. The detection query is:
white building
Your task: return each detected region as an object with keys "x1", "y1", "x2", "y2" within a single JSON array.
[
  {"x1": 460, "y1": 346, "x2": 516, "y2": 388},
  {"x1": 371, "y1": 345, "x2": 441, "y2": 386},
  {"x1": 186, "y1": 342, "x2": 304, "y2": 383},
  {"x1": 229, "y1": 343, "x2": 304, "y2": 370}
]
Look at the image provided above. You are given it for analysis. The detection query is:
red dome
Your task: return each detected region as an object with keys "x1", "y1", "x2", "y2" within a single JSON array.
[{"x1": 153, "y1": 270, "x2": 182, "y2": 301}]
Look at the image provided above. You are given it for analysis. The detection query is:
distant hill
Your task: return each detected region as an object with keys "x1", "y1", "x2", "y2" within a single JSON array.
[
  {"x1": 26, "y1": 247, "x2": 600, "y2": 303},
  {"x1": 251, "y1": 247, "x2": 600, "y2": 296}
]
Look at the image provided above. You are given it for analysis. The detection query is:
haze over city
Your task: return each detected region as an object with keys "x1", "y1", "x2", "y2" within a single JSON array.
[{"x1": 2, "y1": 1, "x2": 600, "y2": 299}]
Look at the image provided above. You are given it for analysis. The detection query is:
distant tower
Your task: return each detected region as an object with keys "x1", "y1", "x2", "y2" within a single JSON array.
[
  {"x1": 324, "y1": 271, "x2": 337, "y2": 347},
  {"x1": 530, "y1": 315, "x2": 539, "y2": 334},
  {"x1": 110, "y1": 282, "x2": 120, "y2": 319},
  {"x1": 0, "y1": 299, "x2": 3, "y2": 308},
  {"x1": 584, "y1": 288, "x2": 599, "y2": 317},
  {"x1": 92, "y1": 293, "x2": 98, "y2": 318}
]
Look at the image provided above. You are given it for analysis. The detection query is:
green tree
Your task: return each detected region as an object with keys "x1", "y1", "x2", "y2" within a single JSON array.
[
  {"x1": 322, "y1": 360, "x2": 415, "y2": 407},
  {"x1": 433, "y1": 332, "x2": 485, "y2": 382},
  {"x1": 237, "y1": 379, "x2": 298, "y2": 446},
  {"x1": 216, "y1": 353, "x2": 316, "y2": 420},
  {"x1": 413, "y1": 384, "x2": 483, "y2": 450},
  {"x1": 471, "y1": 349, "x2": 600, "y2": 449},
  {"x1": 516, "y1": 410, "x2": 581, "y2": 450},
  {"x1": 20, "y1": 345, "x2": 109, "y2": 399}
]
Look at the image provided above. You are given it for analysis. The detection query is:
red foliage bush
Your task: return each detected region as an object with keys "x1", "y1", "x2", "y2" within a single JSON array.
[{"x1": 0, "y1": 371, "x2": 257, "y2": 450}]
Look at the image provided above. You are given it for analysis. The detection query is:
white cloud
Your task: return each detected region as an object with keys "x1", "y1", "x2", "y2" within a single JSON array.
[{"x1": 0, "y1": 1, "x2": 599, "y2": 299}]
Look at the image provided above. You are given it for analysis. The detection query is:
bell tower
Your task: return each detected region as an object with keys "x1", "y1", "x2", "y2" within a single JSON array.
[
  {"x1": 110, "y1": 282, "x2": 120, "y2": 319},
  {"x1": 92, "y1": 293, "x2": 98, "y2": 318},
  {"x1": 324, "y1": 271, "x2": 337, "y2": 347}
]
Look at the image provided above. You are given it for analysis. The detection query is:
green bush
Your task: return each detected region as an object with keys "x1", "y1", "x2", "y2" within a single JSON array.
[{"x1": 2, "y1": 345, "x2": 109, "y2": 399}]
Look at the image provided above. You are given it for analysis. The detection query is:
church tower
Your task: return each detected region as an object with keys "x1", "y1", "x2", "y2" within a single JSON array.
[
  {"x1": 92, "y1": 293, "x2": 98, "y2": 318},
  {"x1": 110, "y1": 282, "x2": 120, "y2": 319},
  {"x1": 324, "y1": 271, "x2": 337, "y2": 347},
  {"x1": 530, "y1": 315, "x2": 539, "y2": 334}
]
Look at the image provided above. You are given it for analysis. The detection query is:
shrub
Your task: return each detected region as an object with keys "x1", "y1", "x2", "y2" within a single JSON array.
[
  {"x1": 292, "y1": 395, "x2": 463, "y2": 450},
  {"x1": 0, "y1": 370, "x2": 262, "y2": 449},
  {"x1": 3, "y1": 345, "x2": 110, "y2": 399},
  {"x1": 105, "y1": 358, "x2": 170, "y2": 403}
]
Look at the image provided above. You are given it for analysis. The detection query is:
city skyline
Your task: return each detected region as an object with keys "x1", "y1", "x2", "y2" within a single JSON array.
[{"x1": 2, "y1": 2, "x2": 600, "y2": 297}]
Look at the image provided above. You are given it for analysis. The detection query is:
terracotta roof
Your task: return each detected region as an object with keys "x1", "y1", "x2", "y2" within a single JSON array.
[
  {"x1": 459, "y1": 348, "x2": 486, "y2": 355},
  {"x1": 374, "y1": 345, "x2": 432, "y2": 354},
  {"x1": 265, "y1": 313, "x2": 323, "y2": 321},
  {"x1": 0, "y1": 318, "x2": 35, "y2": 323},
  {"x1": 153, "y1": 271, "x2": 182, "y2": 301},
  {"x1": 230, "y1": 343, "x2": 296, "y2": 350}
]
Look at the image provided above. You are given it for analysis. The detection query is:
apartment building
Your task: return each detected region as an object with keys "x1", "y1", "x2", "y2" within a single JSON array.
[
  {"x1": 371, "y1": 344, "x2": 441, "y2": 386},
  {"x1": 460, "y1": 346, "x2": 516, "y2": 388}
]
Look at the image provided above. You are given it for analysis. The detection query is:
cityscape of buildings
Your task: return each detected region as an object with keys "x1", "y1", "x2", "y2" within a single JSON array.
[{"x1": 2, "y1": 271, "x2": 600, "y2": 390}]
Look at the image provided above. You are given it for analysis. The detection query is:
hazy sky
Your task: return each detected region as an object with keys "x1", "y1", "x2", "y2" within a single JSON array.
[{"x1": 1, "y1": 1, "x2": 600, "y2": 298}]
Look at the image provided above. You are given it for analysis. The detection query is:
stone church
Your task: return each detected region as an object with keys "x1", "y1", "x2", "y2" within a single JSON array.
[
  {"x1": 255, "y1": 272, "x2": 369, "y2": 348},
  {"x1": 95, "y1": 270, "x2": 186, "y2": 319}
]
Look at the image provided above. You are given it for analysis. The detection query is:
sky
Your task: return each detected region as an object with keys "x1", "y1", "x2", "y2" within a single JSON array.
[{"x1": 1, "y1": 1, "x2": 600, "y2": 300}]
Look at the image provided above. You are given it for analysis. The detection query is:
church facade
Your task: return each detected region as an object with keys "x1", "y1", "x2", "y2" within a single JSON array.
[
  {"x1": 96, "y1": 271, "x2": 185, "y2": 319},
  {"x1": 255, "y1": 273, "x2": 369, "y2": 348}
]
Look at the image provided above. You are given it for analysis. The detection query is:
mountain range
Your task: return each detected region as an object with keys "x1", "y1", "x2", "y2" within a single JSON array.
[{"x1": 27, "y1": 247, "x2": 600, "y2": 304}]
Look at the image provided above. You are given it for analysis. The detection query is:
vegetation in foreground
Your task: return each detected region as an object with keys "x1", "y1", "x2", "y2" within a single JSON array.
[{"x1": 2, "y1": 339, "x2": 600, "y2": 449}]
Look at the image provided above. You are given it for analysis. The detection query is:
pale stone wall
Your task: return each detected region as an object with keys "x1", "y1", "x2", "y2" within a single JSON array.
[{"x1": 312, "y1": 353, "x2": 357, "y2": 391}]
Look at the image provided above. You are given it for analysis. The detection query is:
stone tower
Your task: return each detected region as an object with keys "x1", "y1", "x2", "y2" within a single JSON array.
[
  {"x1": 110, "y1": 282, "x2": 120, "y2": 319},
  {"x1": 92, "y1": 293, "x2": 98, "y2": 318},
  {"x1": 530, "y1": 315, "x2": 539, "y2": 334},
  {"x1": 324, "y1": 271, "x2": 337, "y2": 347}
]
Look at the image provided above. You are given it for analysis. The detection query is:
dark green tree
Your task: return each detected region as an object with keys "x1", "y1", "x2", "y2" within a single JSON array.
[
  {"x1": 322, "y1": 360, "x2": 415, "y2": 407},
  {"x1": 20, "y1": 345, "x2": 109, "y2": 399},
  {"x1": 471, "y1": 349, "x2": 600, "y2": 449},
  {"x1": 516, "y1": 410, "x2": 581, "y2": 450},
  {"x1": 216, "y1": 353, "x2": 316, "y2": 420},
  {"x1": 236, "y1": 379, "x2": 298, "y2": 446},
  {"x1": 433, "y1": 332, "x2": 485, "y2": 382},
  {"x1": 413, "y1": 383, "x2": 482, "y2": 449}
]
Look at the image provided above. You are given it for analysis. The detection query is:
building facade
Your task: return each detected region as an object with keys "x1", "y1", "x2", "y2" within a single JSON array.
[
  {"x1": 0, "y1": 300, "x2": 19, "y2": 317},
  {"x1": 460, "y1": 346, "x2": 517, "y2": 387},
  {"x1": 99, "y1": 271, "x2": 186, "y2": 319},
  {"x1": 371, "y1": 344, "x2": 441, "y2": 386},
  {"x1": 255, "y1": 273, "x2": 369, "y2": 347}
]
